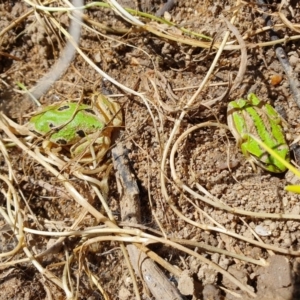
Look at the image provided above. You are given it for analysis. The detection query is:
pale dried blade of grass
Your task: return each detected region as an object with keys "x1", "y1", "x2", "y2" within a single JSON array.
[
  {"x1": 106, "y1": 0, "x2": 144, "y2": 26},
  {"x1": 160, "y1": 1, "x2": 242, "y2": 209},
  {"x1": 169, "y1": 121, "x2": 300, "y2": 220},
  {"x1": 29, "y1": 0, "x2": 83, "y2": 100},
  {"x1": 62, "y1": 253, "x2": 75, "y2": 299},
  {"x1": 223, "y1": 18, "x2": 247, "y2": 92},
  {"x1": 278, "y1": 11, "x2": 300, "y2": 33},
  {"x1": 0, "y1": 114, "x2": 104, "y2": 221}
]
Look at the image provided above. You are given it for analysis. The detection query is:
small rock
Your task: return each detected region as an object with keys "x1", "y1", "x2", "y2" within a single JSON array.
[{"x1": 256, "y1": 255, "x2": 293, "y2": 299}]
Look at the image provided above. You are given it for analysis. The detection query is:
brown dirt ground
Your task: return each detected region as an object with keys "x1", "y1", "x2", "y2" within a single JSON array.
[{"x1": 1, "y1": 0, "x2": 300, "y2": 299}]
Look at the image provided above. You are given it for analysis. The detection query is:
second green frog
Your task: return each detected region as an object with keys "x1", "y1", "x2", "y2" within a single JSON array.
[{"x1": 227, "y1": 93, "x2": 289, "y2": 173}]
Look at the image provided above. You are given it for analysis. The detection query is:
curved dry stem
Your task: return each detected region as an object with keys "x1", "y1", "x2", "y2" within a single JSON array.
[
  {"x1": 0, "y1": 114, "x2": 142, "y2": 298},
  {"x1": 1, "y1": 113, "x2": 107, "y2": 222},
  {"x1": 3, "y1": 1, "x2": 300, "y2": 297},
  {"x1": 78, "y1": 232, "x2": 256, "y2": 297},
  {"x1": 0, "y1": 177, "x2": 64, "y2": 289},
  {"x1": 160, "y1": 0, "x2": 241, "y2": 237},
  {"x1": 156, "y1": 4, "x2": 251, "y2": 293},
  {"x1": 106, "y1": 0, "x2": 143, "y2": 26},
  {"x1": 41, "y1": 10, "x2": 162, "y2": 160},
  {"x1": 82, "y1": 258, "x2": 110, "y2": 299},
  {"x1": 170, "y1": 121, "x2": 300, "y2": 220},
  {"x1": 164, "y1": 120, "x2": 300, "y2": 258},
  {"x1": 28, "y1": 0, "x2": 83, "y2": 100},
  {"x1": 223, "y1": 18, "x2": 247, "y2": 91},
  {"x1": 0, "y1": 9, "x2": 32, "y2": 39},
  {"x1": 62, "y1": 254, "x2": 74, "y2": 298},
  {"x1": 0, "y1": 176, "x2": 24, "y2": 258}
]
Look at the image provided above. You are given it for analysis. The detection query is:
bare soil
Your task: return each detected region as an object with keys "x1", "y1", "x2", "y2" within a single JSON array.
[{"x1": 1, "y1": 0, "x2": 300, "y2": 299}]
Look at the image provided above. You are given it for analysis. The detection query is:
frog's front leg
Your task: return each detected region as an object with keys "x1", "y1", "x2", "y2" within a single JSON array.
[
  {"x1": 93, "y1": 135, "x2": 111, "y2": 164},
  {"x1": 42, "y1": 140, "x2": 62, "y2": 154},
  {"x1": 240, "y1": 140, "x2": 257, "y2": 171},
  {"x1": 70, "y1": 133, "x2": 111, "y2": 164}
]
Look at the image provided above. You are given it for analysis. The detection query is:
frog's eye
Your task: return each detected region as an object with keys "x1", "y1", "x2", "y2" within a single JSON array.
[
  {"x1": 57, "y1": 105, "x2": 70, "y2": 111},
  {"x1": 56, "y1": 139, "x2": 68, "y2": 145},
  {"x1": 49, "y1": 123, "x2": 55, "y2": 128},
  {"x1": 85, "y1": 109, "x2": 96, "y2": 115},
  {"x1": 76, "y1": 130, "x2": 86, "y2": 138}
]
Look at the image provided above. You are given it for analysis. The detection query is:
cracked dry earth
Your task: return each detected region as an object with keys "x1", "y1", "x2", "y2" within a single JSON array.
[{"x1": 1, "y1": 0, "x2": 300, "y2": 299}]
